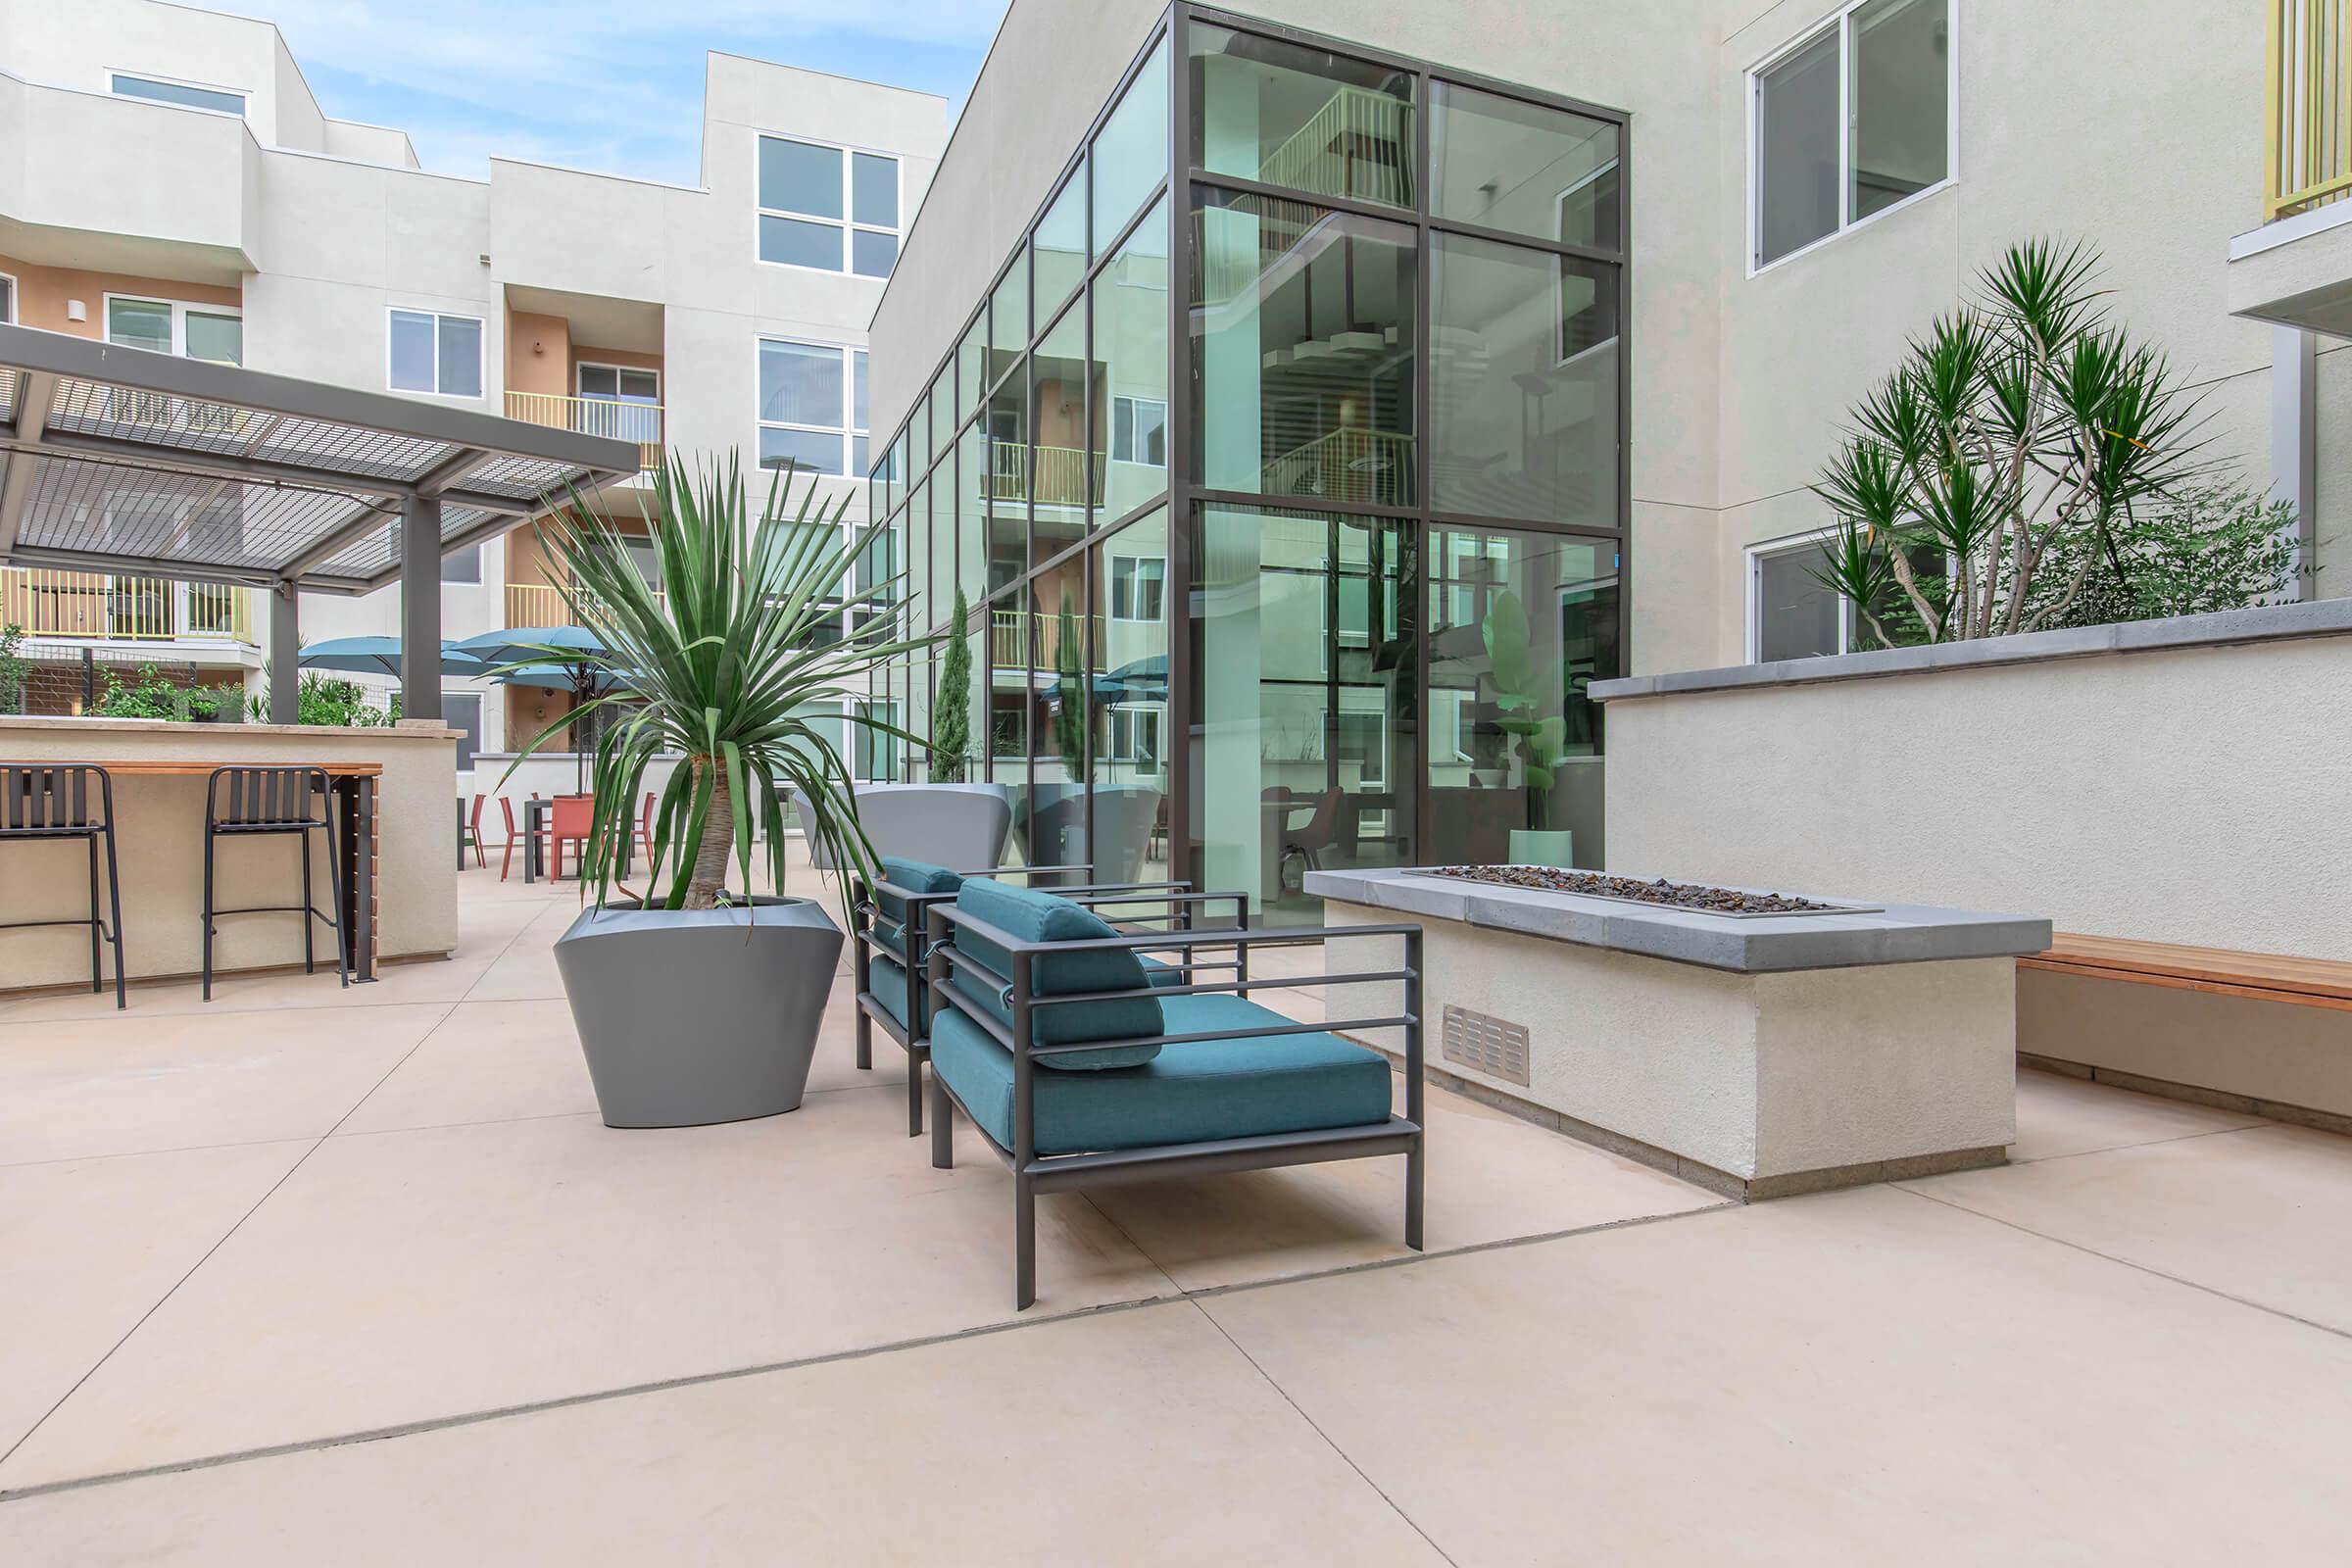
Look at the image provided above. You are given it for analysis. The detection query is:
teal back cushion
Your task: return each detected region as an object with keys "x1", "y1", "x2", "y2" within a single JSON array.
[
  {"x1": 950, "y1": 878, "x2": 1163, "y2": 1070},
  {"x1": 876, "y1": 858, "x2": 961, "y2": 948}
]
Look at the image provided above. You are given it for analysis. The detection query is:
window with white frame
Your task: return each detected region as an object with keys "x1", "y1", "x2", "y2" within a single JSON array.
[
  {"x1": 1109, "y1": 555, "x2": 1165, "y2": 620},
  {"x1": 106, "y1": 295, "x2": 242, "y2": 364},
  {"x1": 1105, "y1": 704, "x2": 1162, "y2": 764},
  {"x1": 758, "y1": 339, "x2": 866, "y2": 476},
  {"x1": 1748, "y1": 530, "x2": 1948, "y2": 660},
  {"x1": 440, "y1": 543, "x2": 482, "y2": 584},
  {"x1": 1110, "y1": 395, "x2": 1167, "y2": 466},
  {"x1": 388, "y1": 310, "x2": 483, "y2": 397},
  {"x1": 1751, "y1": 0, "x2": 1950, "y2": 269},
  {"x1": 110, "y1": 72, "x2": 247, "y2": 118},
  {"x1": 757, "y1": 135, "x2": 901, "y2": 277},
  {"x1": 0, "y1": 272, "x2": 15, "y2": 324},
  {"x1": 577, "y1": 363, "x2": 661, "y2": 445}
]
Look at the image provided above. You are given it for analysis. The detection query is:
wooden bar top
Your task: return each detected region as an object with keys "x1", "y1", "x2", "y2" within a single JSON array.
[{"x1": 62, "y1": 760, "x2": 384, "y2": 778}]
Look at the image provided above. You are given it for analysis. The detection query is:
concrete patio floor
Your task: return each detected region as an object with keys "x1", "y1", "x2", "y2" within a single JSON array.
[{"x1": 3, "y1": 859, "x2": 2348, "y2": 1562}]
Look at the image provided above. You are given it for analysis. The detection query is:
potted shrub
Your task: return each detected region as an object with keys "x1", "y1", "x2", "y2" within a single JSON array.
[{"x1": 514, "y1": 457, "x2": 928, "y2": 1128}]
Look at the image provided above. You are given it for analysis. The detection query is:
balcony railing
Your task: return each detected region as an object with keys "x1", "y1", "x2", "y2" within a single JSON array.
[
  {"x1": 1260, "y1": 427, "x2": 1415, "y2": 509},
  {"x1": 506, "y1": 581, "x2": 673, "y2": 631},
  {"x1": 2269, "y1": 0, "x2": 2352, "y2": 218},
  {"x1": 0, "y1": 567, "x2": 253, "y2": 644},
  {"x1": 1258, "y1": 85, "x2": 1412, "y2": 209},
  {"x1": 987, "y1": 444, "x2": 1105, "y2": 509},
  {"x1": 991, "y1": 608, "x2": 1105, "y2": 671},
  {"x1": 506, "y1": 391, "x2": 663, "y2": 471}
]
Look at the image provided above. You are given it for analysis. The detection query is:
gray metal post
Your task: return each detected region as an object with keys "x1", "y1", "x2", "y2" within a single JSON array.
[
  {"x1": 400, "y1": 494, "x2": 442, "y2": 721},
  {"x1": 2272, "y1": 325, "x2": 2318, "y2": 599},
  {"x1": 270, "y1": 582, "x2": 300, "y2": 725}
]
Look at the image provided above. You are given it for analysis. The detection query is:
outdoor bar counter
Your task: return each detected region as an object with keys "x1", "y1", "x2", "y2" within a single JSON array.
[{"x1": 0, "y1": 715, "x2": 459, "y2": 994}]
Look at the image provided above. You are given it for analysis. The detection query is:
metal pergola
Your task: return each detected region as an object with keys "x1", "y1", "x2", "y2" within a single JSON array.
[{"x1": 0, "y1": 322, "x2": 638, "y2": 723}]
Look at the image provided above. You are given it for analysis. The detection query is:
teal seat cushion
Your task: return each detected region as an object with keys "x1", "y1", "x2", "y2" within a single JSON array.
[
  {"x1": 950, "y1": 879, "x2": 1163, "y2": 1070},
  {"x1": 1140, "y1": 954, "x2": 1182, "y2": 987},
  {"x1": 874, "y1": 858, "x2": 961, "y2": 959},
  {"x1": 865, "y1": 952, "x2": 929, "y2": 1035},
  {"x1": 929, "y1": 992, "x2": 1393, "y2": 1155}
]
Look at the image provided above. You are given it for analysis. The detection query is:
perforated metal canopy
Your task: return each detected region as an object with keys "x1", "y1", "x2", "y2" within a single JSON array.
[{"x1": 0, "y1": 323, "x2": 638, "y2": 595}]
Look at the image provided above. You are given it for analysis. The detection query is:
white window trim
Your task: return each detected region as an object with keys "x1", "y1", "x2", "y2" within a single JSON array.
[
  {"x1": 576, "y1": 361, "x2": 661, "y2": 400},
  {"x1": 385, "y1": 308, "x2": 486, "y2": 401},
  {"x1": 0, "y1": 270, "x2": 16, "y2": 325},
  {"x1": 1108, "y1": 553, "x2": 1166, "y2": 621},
  {"x1": 1744, "y1": 526, "x2": 1871, "y2": 662},
  {"x1": 106, "y1": 69, "x2": 250, "y2": 120},
  {"x1": 1105, "y1": 702, "x2": 1162, "y2": 763},
  {"x1": 1744, "y1": 0, "x2": 1959, "y2": 277},
  {"x1": 102, "y1": 293, "x2": 243, "y2": 362},
  {"x1": 755, "y1": 337, "x2": 867, "y2": 478},
  {"x1": 754, "y1": 133, "x2": 904, "y2": 277},
  {"x1": 1110, "y1": 395, "x2": 1169, "y2": 467}
]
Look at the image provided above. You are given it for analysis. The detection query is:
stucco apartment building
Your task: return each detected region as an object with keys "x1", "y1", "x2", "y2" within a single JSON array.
[
  {"x1": 859, "y1": 0, "x2": 2352, "y2": 918},
  {"x1": 0, "y1": 0, "x2": 946, "y2": 789}
]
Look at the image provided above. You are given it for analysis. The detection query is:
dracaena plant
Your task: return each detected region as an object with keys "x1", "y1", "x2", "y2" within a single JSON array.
[
  {"x1": 1812, "y1": 239, "x2": 2215, "y2": 646},
  {"x1": 514, "y1": 456, "x2": 933, "y2": 910}
]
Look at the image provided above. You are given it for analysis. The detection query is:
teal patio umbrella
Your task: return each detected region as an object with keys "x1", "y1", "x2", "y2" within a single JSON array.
[
  {"x1": 298, "y1": 636, "x2": 484, "y2": 680},
  {"x1": 458, "y1": 627, "x2": 622, "y2": 792}
]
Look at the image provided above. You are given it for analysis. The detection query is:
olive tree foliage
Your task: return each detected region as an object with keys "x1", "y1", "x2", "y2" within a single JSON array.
[{"x1": 1813, "y1": 240, "x2": 2226, "y2": 647}]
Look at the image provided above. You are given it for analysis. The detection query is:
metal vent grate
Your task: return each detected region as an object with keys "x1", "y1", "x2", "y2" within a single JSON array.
[{"x1": 1442, "y1": 1004, "x2": 1530, "y2": 1086}]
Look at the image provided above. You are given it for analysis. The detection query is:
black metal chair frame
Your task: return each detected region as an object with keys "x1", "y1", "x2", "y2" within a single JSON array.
[
  {"x1": 0, "y1": 764, "x2": 127, "y2": 1008},
  {"x1": 202, "y1": 765, "x2": 348, "y2": 1001},
  {"x1": 849, "y1": 862, "x2": 1250, "y2": 1138},
  {"x1": 923, "y1": 902, "x2": 1426, "y2": 1310}
]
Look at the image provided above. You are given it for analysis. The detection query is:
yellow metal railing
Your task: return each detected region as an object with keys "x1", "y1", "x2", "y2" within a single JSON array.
[
  {"x1": 0, "y1": 567, "x2": 253, "y2": 643},
  {"x1": 506, "y1": 581, "x2": 669, "y2": 630},
  {"x1": 2270, "y1": 0, "x2": 2352, "y2": 218},
  {"x1": 505, "y1": 391, "x2": 662, "y2": 470},
  {"x1": 991, "y1": 608, "x2": 1105, "y2": 671}
]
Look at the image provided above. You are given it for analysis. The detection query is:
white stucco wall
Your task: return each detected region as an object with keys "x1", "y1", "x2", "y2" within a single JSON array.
[{"x1": 1598, "y1": 612, "x2": 2352, "y2": 960}]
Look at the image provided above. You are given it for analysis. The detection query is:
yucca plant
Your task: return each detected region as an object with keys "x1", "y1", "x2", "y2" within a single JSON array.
[
  {"x1": 513, "y1": 456, "x2": 933, "y2": 910},
  {"x1": 1812, "y1": 239, "x2": 2218, "y2": 644}
]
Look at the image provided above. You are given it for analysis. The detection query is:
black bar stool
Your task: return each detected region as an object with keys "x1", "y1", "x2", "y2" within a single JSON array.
[
  {"x1": 0, "y1": 764, "x2": 127, "y2": 1008},
  {"x1": 203, "y1": 765, "x2": 347, "y2": 1001}
]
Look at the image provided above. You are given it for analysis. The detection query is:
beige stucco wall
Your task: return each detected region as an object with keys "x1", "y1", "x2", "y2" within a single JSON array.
[
  {"x1": 0, "y1": 717, "x2": 459, "y2": 992},
  {"x1": 1600, "y1": 625, "x2": 2352, "y2": 960}
]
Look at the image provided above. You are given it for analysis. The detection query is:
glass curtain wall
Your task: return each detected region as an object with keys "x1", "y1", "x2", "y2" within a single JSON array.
[{"x1": 867, "y1": 9, "x2": 1626, "y2": 921}]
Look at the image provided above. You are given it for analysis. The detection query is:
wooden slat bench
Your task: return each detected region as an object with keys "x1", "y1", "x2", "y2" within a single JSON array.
[
  {"x1": 2016, "y1": 934, "x2": 2352, "y2": 1135},
  {"x1": 2019, "y1": 934, "x2": 2352, "y2": 1012}
]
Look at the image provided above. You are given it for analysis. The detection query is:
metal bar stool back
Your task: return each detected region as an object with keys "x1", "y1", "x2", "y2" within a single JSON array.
[
  {"x1": 0, "y1": 764, "x2": 127, "y2": 1008},
  {"x1": 202, "y1": 765, "x2": 348, "y2": 1001}
]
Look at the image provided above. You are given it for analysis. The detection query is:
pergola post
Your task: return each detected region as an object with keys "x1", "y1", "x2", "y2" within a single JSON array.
[
  {"x1": 270, "y1": 582, "x2": 300, "y2": 726},
  {"x1": 400, "y1": 495, "x2": 442, "y2": 722}
]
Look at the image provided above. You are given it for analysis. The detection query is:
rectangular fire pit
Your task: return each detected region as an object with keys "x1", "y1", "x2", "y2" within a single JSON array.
[{"x1": 1305, "y1": 866, "x2": 2052, "y2": 1199}]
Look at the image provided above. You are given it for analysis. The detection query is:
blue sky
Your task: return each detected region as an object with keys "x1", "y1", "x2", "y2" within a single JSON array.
[{"x1": 248, "y1": 1, "x2": 1010, "y2": 182}]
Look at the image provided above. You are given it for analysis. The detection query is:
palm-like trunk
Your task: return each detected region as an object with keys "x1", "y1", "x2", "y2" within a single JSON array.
[{"x1": 684, "y1": 755, "x2": 732, "y2": 909}]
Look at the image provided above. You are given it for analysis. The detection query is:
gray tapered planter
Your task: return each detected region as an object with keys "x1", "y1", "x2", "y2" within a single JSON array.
[{"x1": 553, "y1": 898, "x2": 842, "y2": 1128}]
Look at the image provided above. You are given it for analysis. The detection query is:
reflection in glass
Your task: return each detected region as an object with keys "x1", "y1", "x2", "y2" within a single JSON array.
[
  {"x1": 986, "y1": 367, "x2": 1028, "y2": 596},
  {"x1": 958, "y1": 314, "x2": 986, "y2": 416},
  {"x1": 1430, "y1": 233, "x2": 1619, "y2": 527},
  {"x1": 1755, "y1": 543, "x2": 1840, "y2": 662},
  {"x1": 1034, "y1": 161, "x2": 1089, "y2": 318},
  {"x1": 1425, "y1": 527, "x2": 1616, "y2": 868},
  {"x1": 1191, "y1": 189, "x2": 1416, "y2": 508},
  {"x1": 1429, "y1": 82, "x2": 1620, "y2": 251},
  {"x1": 1851, "y1": 0, "x2": 1948, "y2": 220},
  {"x1": 1021, "y1": 555, "x2": 1090, "y2": 872},
  {"x1": 1093, "y1": 34, "x2": 1169, "y2": 256},
  {"x1": 990, "y1": 248, "x2": 1029, "y2": 374},
  {"x1": 1191, "y1": 502, "x2": 1415, "y2": 925},
  {"x1": 1032, "y1": 306, "x2": 1090, "y2": 565},
  {"x1": 1190, "y1": 24, "x2": 1413, "y2": 209},
  {"x1": 1755, "y1": 26, "x2": 1840, "y2": 265},
  {"x1": 1089, "y1": 195, "x2": 1169, "y2": 526},
  {"x1": 957, "y1": 419, "x2": 989, "y2": 610},
  {"x1": 1089, "y1": 509, "x2": 1169, "y2": 883}
]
